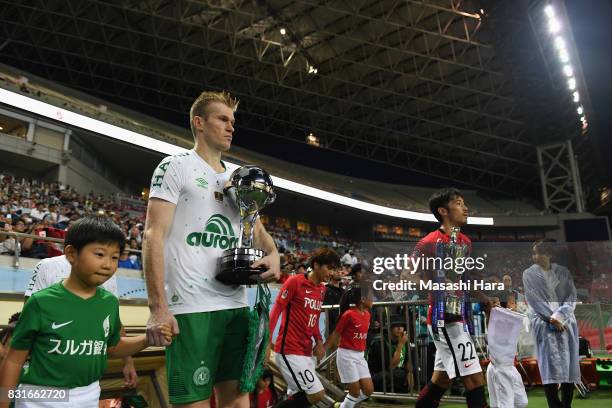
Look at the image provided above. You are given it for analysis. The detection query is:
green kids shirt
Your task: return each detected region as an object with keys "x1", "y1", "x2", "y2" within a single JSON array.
[{"x1": 11, "y1": 282, "x2": 122, "y2": 388}]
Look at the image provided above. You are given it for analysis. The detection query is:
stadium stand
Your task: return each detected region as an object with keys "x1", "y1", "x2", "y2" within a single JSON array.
[
  {"x1": 0, "y1": 65, "x2": 546, "y2": 218},
  {"x1": 0, "y1": 174, "x2": 370, "y2": 286}
]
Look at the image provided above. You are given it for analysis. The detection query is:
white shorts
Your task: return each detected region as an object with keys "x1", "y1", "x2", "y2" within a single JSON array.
[
  {"x1": 336, "y1": 347, "x2": 371, "y2": 384},
  {"x1": 276, "y1": 353, "x2": 324, "y2": 396},
  {"x1": 429, "y1": 322, "x2": 482, "y2": 380},
  {"x1": 15, "y1": 381, "x2": 100, "y2": 408},
  {"x1": 486, "y1": 363, "x2": 528, "y2": 408}
]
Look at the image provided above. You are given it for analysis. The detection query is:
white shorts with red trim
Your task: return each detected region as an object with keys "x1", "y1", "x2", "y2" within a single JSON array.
[
  {"x1": 428, "y1": 322, "x2": 482, "y2": 379},
  {"x1": 275, "y1": 353, "x2": 324, "y2": 396},
  {"x1": 336, "y1": 347, "x2": 371, "y2": 384}
]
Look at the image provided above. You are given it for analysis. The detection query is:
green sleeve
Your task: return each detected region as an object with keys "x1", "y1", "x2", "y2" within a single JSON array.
[
  {"x1": 10, "y1": 297, "x2": 41, "y2": 350},
  {"x1": 107, "y1": 300, "x2": 122, "y2": 347}
]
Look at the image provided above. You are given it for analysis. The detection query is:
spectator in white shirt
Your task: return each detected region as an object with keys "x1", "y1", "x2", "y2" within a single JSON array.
[{"x1": 29, "y1": 202, "x2": 47, "y2": 221}]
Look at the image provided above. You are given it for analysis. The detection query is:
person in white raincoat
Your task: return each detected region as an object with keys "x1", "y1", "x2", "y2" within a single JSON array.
[{"x1": 522, "y1": 240, "x2": 580, "y2": 408}]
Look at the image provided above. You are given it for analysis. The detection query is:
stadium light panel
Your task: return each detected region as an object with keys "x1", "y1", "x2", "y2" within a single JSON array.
[
  {"x1": 572, "y1": 91, "x2": 580, "y2": 102},
  {"x1": 577, "y1": 106, "x2": 584, "y2": 115},
  {"x1": 280, "y1": 28, "x2": 287, "y2": 35},
  {"x1": 554, "y1": 36, "x2": 566, "y2": 51},
  {"x1": 0, "y1": 87, "x2": 494, "y2": 225},
  {"x1": 548, "y1": 18, "x2": 561, "y2": 34},
  {"x1": 544, "y1": 5, "x2": 555, "y2": 18},
  {"x1": 563, "y1": 64, "x2": 573, "y2": 77},
  {"x1": 568, "y1": 77, "x2": 576, "y2": 90},
  {"x1": 305, "y1": 132, "x2": 320, "y2": 147},
  {"x1": 558, "y1": 48, "x2": 569, "y2": 63}
]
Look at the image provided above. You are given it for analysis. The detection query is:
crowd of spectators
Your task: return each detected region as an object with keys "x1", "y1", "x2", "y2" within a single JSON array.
[
  {"x1": 267, "y1": 224, "x2": 356, "y2": 255},
  {"x1": 0, "y1": 174, "x2": 362, "y2": 272},
  {"x1": 0, "y1": 174, "x2": 145, "y2": 269}
]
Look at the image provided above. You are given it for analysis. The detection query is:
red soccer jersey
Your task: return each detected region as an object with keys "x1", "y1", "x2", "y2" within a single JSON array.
[
  {"x1": 250, "y1": 388, "x2": 276, "y2": 408},
  {"x1": 412, "y1": 228, "x2": 472, "y2": 324},
  {"x1": 335, "y1": 308, "x2": 371, "y2": 351},
  {"x1": 272, "y1": 273, "x2": 326, "y2": 356}
]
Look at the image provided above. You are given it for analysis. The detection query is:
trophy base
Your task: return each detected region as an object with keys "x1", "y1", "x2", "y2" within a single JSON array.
[{"x1": 217, "y1": 248, "x2": 267, "y2": 285}]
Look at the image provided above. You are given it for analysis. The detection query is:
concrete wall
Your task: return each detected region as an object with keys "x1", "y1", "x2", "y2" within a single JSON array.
[
  {"x1": 64, "y1": 157, "x2": 124, "y2": 196},
  {"x1": 0, "y1": 132, "x2": 124, "y2": 195},
  {"x1": 0, "y1": 132, "x2": 62, "y2": 165},
  {"x1": 33, "y1": 126, "x2": 64, "y2": 150}
]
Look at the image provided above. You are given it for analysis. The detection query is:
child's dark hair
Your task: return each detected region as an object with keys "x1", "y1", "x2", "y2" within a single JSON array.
[
  {"x1": 339, "y1": 284, "x2": 373, "y2": 315},
  {"x1": 428, "y1": 188, "x2": 464, "y2": 223},
  {"x1": 310, "y1": 247, "x2": 340, "y2": 269},
  {"x1": 64, "y1": 216, "x2": 126, "y2": 253},
  {"x1": 254, "y1": 369, "x2": 277, "y2": 408},
  {"x1": 350, "y1": 263, "x2": 364, "y2": 276}
]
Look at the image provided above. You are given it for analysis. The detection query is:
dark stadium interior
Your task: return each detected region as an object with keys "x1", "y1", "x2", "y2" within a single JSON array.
[
  {"x1": 0, "y1": 150, "x2": 57, "y2": 178},
  {"x1": 0, "y1": 0, "x2": 607, "y2": 211}
]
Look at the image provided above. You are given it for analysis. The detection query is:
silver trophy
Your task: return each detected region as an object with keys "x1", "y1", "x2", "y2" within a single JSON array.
[
  {"x1": 217, "y1": 165, "x2": 276, "y2": 285},
  {"x1": 444, "y1": 227, "x2": 465, "y2": 315}
]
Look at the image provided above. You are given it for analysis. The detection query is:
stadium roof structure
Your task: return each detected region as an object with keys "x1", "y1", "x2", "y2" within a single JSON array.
[{"x1": 0, "y1": 0, "x2": 602, "y2": 207}]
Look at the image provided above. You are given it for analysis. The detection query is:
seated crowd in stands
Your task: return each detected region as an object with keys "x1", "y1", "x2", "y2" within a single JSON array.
[
  {"x1": 0, "y1": 174, "x2": 360, "y2": 272},
  {"x1": 268, "y1": 224, "x2": 355, "y2": 255},
  {"x1": 0, "y1": 175, "x2": 145, "y2": 269}
]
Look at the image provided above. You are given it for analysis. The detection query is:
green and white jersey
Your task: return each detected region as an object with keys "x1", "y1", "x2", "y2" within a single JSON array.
[
  {"x1": 11, "y1": 282, "x2": 121, "y2": 388},
  {"x1": 149, "y1": 149, "x2": 246, "y2": 314}
]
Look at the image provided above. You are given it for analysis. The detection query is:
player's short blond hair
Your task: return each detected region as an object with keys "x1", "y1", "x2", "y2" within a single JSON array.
[{"x1": 189, "y1": 90, "x2": 239, "y2": 137}]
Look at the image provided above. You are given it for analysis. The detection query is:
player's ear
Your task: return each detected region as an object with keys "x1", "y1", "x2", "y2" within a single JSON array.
[
  {"x1": 64, "y1": 245, "x2": 77, "y2": 265},
  {"x1": 437, "y1": 206, "x2": 448, "y2": 218},
  {"x1": 195, "y1": 113, "x2": 210, "y2": 127},
  {"x1": 192, "y1": 115, "x2": 203, "y2": 133}
]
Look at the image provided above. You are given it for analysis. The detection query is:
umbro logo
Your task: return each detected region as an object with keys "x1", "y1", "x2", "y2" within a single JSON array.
[
  {"x1": 196, "y1": 177, "x2": 208, "y2": 189},
  {"x1": 51, "y1": 321, "x2": 73, "y2": 330}
]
